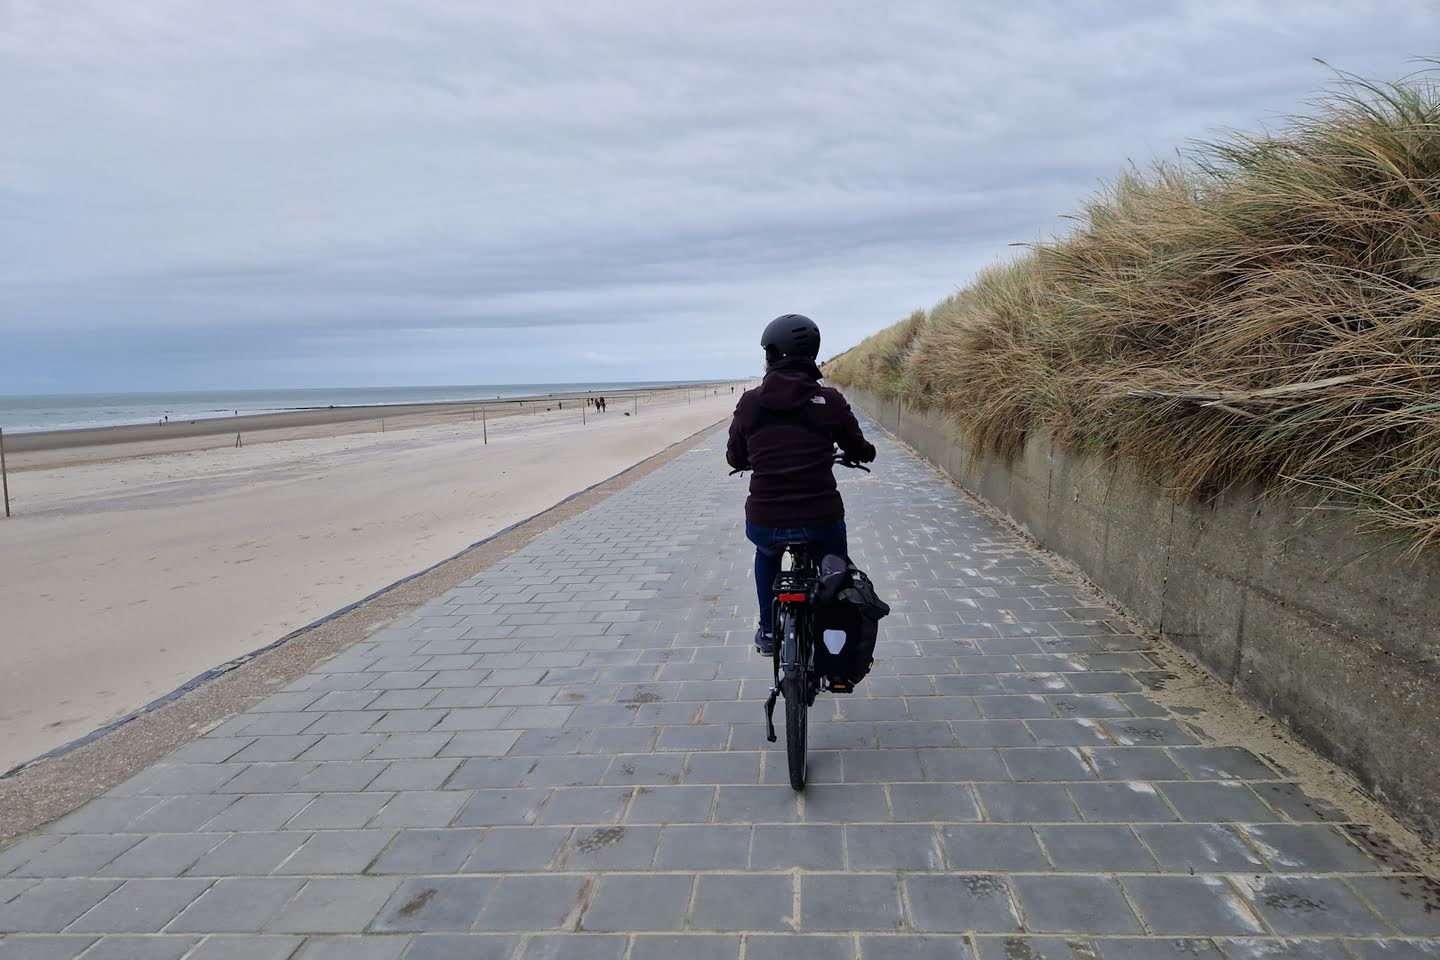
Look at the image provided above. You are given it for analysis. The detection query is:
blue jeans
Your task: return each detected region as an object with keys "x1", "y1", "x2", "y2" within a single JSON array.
[{"x1": 746, "y1": 520, "x2": 848, "y2": 635}]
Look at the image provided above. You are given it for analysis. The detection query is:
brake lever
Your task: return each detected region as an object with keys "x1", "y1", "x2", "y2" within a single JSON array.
[{"x1": 729, "y1": 468, "x2": 747, "y2": 476}]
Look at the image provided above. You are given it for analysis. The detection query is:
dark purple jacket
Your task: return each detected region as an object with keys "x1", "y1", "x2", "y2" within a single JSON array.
[{"x1": 726, "y1": 358, "x2": 877, "y2": 526}]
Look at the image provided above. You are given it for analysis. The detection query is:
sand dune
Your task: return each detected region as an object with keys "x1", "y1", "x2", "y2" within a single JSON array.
[{"x1": 0, "y1": 387, "x2": 742, "y2": 771}]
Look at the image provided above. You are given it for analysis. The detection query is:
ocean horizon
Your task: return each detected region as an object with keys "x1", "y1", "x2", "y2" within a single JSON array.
[{"x1": 0, "y1": 381, "x2": 708, "y2": 434}]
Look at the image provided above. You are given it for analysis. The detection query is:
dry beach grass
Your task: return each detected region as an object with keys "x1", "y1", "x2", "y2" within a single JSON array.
[{"x1": 825, "y1": 69, "x2": 1440, "y2": 550}]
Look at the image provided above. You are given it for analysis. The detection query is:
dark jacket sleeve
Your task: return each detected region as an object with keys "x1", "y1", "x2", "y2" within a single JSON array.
[
  {"x1": 726, "y1": 399, "x2": 749, "y2": 470},
  {"x1": 833, "y1": 393, "x2": 877, "y2": 463}
]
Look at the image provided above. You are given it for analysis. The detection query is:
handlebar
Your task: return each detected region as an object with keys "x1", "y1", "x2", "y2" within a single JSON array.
[{"x1": 729, "y1": 455, "x2": 871, "y2": 477}]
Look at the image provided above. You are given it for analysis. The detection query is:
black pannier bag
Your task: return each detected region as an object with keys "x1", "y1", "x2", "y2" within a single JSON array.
[{"x1": 811, "y1": 554, "x2": 891, "y2": 688}]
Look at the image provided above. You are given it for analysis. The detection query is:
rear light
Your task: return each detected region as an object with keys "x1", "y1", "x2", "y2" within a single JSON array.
[{"x1": 777, "y1": 592, "x2": 807, "y2": 602}]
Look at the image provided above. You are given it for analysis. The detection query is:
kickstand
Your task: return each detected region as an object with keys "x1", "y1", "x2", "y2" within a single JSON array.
[{"x1": 763, "y1": 687, "x2": 779, "y2": 743}]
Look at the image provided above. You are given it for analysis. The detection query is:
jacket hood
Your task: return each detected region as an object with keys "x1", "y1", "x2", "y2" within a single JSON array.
[{"x1": 756, "y1": 356, "x2": 823, "y2": 410}]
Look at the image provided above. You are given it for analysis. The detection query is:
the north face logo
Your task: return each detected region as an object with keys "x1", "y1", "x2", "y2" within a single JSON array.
[{"x1": 810, "y1": 395, "x2": 827, "y2": 404}]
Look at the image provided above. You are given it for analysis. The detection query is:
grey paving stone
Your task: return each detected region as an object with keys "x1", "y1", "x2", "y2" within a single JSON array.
[
  {"x1": 217, "y1": 765, "x2": 317, "y2": 795},
  {"x1": 1001, "y1": 747, "x2": 1095, "y2": 782},
  {"x1": 1159, "y1": 783, "x2": 1279, "y2": 823},
  {"x1": 183, "y1": 935, "x2": 305, "y2": 959},
  {"x1": 126, "y1": 796, "x2": 237, "y2": 834},
  {"x1": 453, "y1": 789, "x2": 548, "y2": 826},
  {"x1": 1036, "y1": 825, "x2": 1159, "y2": 872},
  {"x1": 653, "y1": 826, "x2": 750, "y2": 870},
  {"x1": 750, "y1": 825, "x2": 845, "y2": 871},
  {"x1": 437, "y1": 731, "x2": 522, "y2": 758},
  {"x1": 860, "y1": 936, "x2": 972, "y2": 959},
  {"x1": 370, "y1": 876, "x2": 496, "y2": 932},
  {"x1": 905, "y1": 874, "x2": 1020, "y2": 934},
  {"x1": 846, "y1": 825, "x2": 944, "y2": 871},
  {"x1": 916, "y1": 748, "x2": 1011, "y2": 782},
  {"x1": 367, "y1": 791, "x2": 468, "y2": 828},
  {"x1": 1241, "y1": 824, "x2": 1382, "y2": 873},
  {"x1": 98, "y1": 834, "x2": 226, "y2": 878},
  {"x1": 560, "y1": 825, "x2": 660, "y2": 871},
  {"x1": 626, "y1": 785, "x2": 715, "y2": 824},
  {"x1": 1343, "y1": 940, "x2": 1440, "y2": 960},
  {"x1": 802, "y1": 874, "x2": 904, "y2": 931},
  {"x1": 403, "y1": 935, "x2": 519, "y2": 960},
  {"x1": 1169, "y1": 747, "x2": 1278, "y2": 781},
  {"x1": 840, "y1": 750, "x2": 924, "y2": 783},
  {"x1": 1095, "y1": 939, "x2": 1223, "y2": 959},
  {"x1": 714, "y1": 785, "x2": 799, "y2": 824},
  {"x1": 447, "y1": 758, "x2": 536, "y2": 790},
  {"x1": 603, "y1": 754, "x2": 685, "y2": 787},
  {"x1": 581, "y1": 874, "x2": 692, "y2": 932},
  {"x1": 521, "y1": 756, "x2": 613, "y2": 788},
  {"x1": 888, "y1": 783, "x2": 981, "y2": 822},
  {"x1": 292, "y1": 937, "x2": 411, "y2": 960},
  {"x1": 941, "y1": 825, "x2": 1050, "y2": 871},
  {"x1": 167, "y1": 878, "x2": 307, "y2": 932},
  {"x1": 369, "y1": 829, "x2": 483, "y2": 874},
  {"x1": 518, "y1": 934, "x2": 628, "y2": 960},
  {"x1": 1234, "y1": 876, "x2": 1387, "y2": 936},
  {"x1": 286, "y1": 793, "x2": 393, "y2": 830},
  {"x1": 629, "y1": 935, "x2": 742, "y2": 960},
  {"x1": 1251, "y1": 783, "x2": 1347, "y2": 824},
  {"x1": 1066, "y1": 781, "x2": 1179, "y2": 822},
  {"x1": 794, "y1": 783, "x2": 883, "y2": 824},
  {"x1": 743, "y1": 935, "x2": 855, "y2": 960},
  {"x1": 1121, "y1": 876, "x2": 1265, "y2": 935},
  {"x1": 1011, "y1": 876, "x2": 1142, "y2": 934},
  {"x1": 1216, "y1": 939, "x2": 1351, "y2": 959},
  {"x1": 202, "y1": 794, "x2": 315, "y2": 831},
  {"x1": 367, "y1": 735, "x2": 453, "y2": 761},
  {"x1": 75, "y1": 936, "x2": 201, "y2": 960},
  {"x1": 976, "y1": 783, "x2": 1081, "y2": 822},
  {"x1": 273, "y1": 831, "x2": 395, "y2": 875},
  {"x1": 974, "y1": 939, "x2": 1095, "y2": 959},
  {"x1": 682, "y1": 752, "x2": 761, "y2": 785},
  {"x1": 1135, "y1": 824, "x2": 1268, "y2": 873},
  {"x1": 536, "y1": 787, "x2": 633, "y2": 824},
  {"x1": 10, "y1": 836, "x2": 139, "y2": 877},
  {"x1": 66, "y1": 878, "x2": 212, "y2": 933},
  {"x1": 1103, "y1": 718, "x2": 1199, "y2": 747},
  {"x1": 690, "y1": 874, "x2": 792, "y2": 932},
  {"x1": 0, "y1": 937, "x2": 100, "y2": 960},
  {"x1": 185, "y1": 832, "x2": 309, "y2": 877},
  {"x1": 1346, "y1": 876, "x2": 1440, "y2": 936},
  {"x1": 473, "y1": 874, "x2": 588, "y2": 932},
  {"x1": 266, "y1": 877, "x2": 398, "y2": 933},
  {"x1": 0, "y1": 878, "x2": 122, "y2": 932},
  {"x1": 463, "y1": 827, "x2": 570, "y2": 872}
]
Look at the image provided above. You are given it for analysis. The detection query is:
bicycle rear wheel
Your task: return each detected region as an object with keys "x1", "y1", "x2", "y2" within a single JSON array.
[{"x1": 779, "y1": 610, "x2": 808, "y2": 790}]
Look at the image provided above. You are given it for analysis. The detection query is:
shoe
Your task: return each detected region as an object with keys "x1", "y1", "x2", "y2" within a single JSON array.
[{"x1": 755, "y1": 628, "x2": 776, "y2": 656}]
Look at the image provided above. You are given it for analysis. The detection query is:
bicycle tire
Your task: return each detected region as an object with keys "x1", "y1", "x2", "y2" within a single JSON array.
[
  {"x1": 784, "y1": 673, "x2": 807, "y2": 790},
  {"x1": 780, "y1": 610, "x2": 808, "y2": 790}
]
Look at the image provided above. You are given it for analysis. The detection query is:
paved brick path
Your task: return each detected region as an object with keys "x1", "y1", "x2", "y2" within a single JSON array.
[{"x1": 2, "y1": 422, "x2": 1438, "y2": 959}]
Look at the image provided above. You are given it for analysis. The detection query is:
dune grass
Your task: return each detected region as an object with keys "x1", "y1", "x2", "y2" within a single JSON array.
[{"x1": 823, "y1": 68, "x2": 1440, "y2": 550}]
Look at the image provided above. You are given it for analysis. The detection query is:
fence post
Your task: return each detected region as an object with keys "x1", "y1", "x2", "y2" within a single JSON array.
[
  {"x1": 0, "y1": 427, "x2": 9, "y2": 518},
  {"x1": 482, "y1": 407, "x2": 488, "y2": 444},
  {"x1": 633, "y1": 394, "x2": 638, "y2": 416}
]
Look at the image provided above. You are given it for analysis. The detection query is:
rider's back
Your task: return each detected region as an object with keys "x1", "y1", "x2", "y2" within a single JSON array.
[{"x1": 727, "y1": 356, "x2": 875, "y2": 527}]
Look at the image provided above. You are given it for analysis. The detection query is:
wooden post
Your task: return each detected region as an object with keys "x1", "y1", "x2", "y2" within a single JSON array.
[
  {"x1": 582, "y1": 403, "x2": 586, "y2": 425},
  {"x1": 0, "y1": 427, "x2": 9, "y2": 518},
  {"x1": 633, "y1": 394, "x2": 638, "y2": 416},
  {"x1": 381, "y1": 418, "x2": 386, "y2": 433},
  {"x1": 482, "y1": 406, "x2": 488, "y2": 444}
]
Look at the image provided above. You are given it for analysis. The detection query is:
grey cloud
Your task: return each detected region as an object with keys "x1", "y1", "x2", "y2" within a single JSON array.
[{"x1": 0, "y1": 0, "x2": 1435, "y2": 390}]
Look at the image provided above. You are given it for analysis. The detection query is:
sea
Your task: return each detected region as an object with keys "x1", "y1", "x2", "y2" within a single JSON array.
[{"x1": 0, "y1": 382, "x2": 694, "y2": 434}]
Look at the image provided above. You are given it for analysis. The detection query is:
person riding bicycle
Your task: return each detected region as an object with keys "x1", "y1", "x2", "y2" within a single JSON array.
[{"x1": 726, "y1": 314, "x2": 877, "y2": 656}]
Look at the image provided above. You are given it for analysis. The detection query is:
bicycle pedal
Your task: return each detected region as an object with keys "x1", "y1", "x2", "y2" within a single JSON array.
[{"x1": 825, "y1": 679, "x2": 855, "y2": 694}]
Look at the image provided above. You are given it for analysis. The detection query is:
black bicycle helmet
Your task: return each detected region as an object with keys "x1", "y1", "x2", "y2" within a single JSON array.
[{"x1": 760, "y1": 313, "x2": 821, "y2": 360}]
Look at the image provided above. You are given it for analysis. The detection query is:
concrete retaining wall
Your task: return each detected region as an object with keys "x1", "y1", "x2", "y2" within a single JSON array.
[{"x1": 847, "y1": 387, "x2": 1440, "y2": 842}]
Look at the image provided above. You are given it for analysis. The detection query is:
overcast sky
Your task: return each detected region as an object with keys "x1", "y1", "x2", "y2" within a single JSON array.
[{"x1": 1, "y1": 1, "x2": 1434, "y2": 393}]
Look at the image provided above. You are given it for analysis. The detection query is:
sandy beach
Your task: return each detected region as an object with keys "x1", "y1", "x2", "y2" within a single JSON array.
[{"x1": 0, "y1": 384, "x2": 744, "y2": 772}]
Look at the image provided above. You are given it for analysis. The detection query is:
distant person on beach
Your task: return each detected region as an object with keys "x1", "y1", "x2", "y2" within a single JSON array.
[
  {"x1": 598, "y1": 396, "x2": 606, "y2": 412},
  {"x1": 726, "y1": 314, "x2": 876, "y2": 656}
]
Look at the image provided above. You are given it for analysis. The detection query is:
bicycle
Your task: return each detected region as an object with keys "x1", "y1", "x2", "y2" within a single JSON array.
[{"x1": 731, "y1": 455, "x2": 870, "y2": 790}]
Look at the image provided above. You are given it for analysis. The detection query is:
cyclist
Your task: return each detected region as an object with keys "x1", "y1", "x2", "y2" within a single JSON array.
[{"x1": 726, "y1": 314, "x2": 877, "y2": 656}]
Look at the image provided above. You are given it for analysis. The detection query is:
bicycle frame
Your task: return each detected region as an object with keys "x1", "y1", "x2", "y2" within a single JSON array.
[{"x1": 763, "y1": 541, "x2": 818, "y2": 736}]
